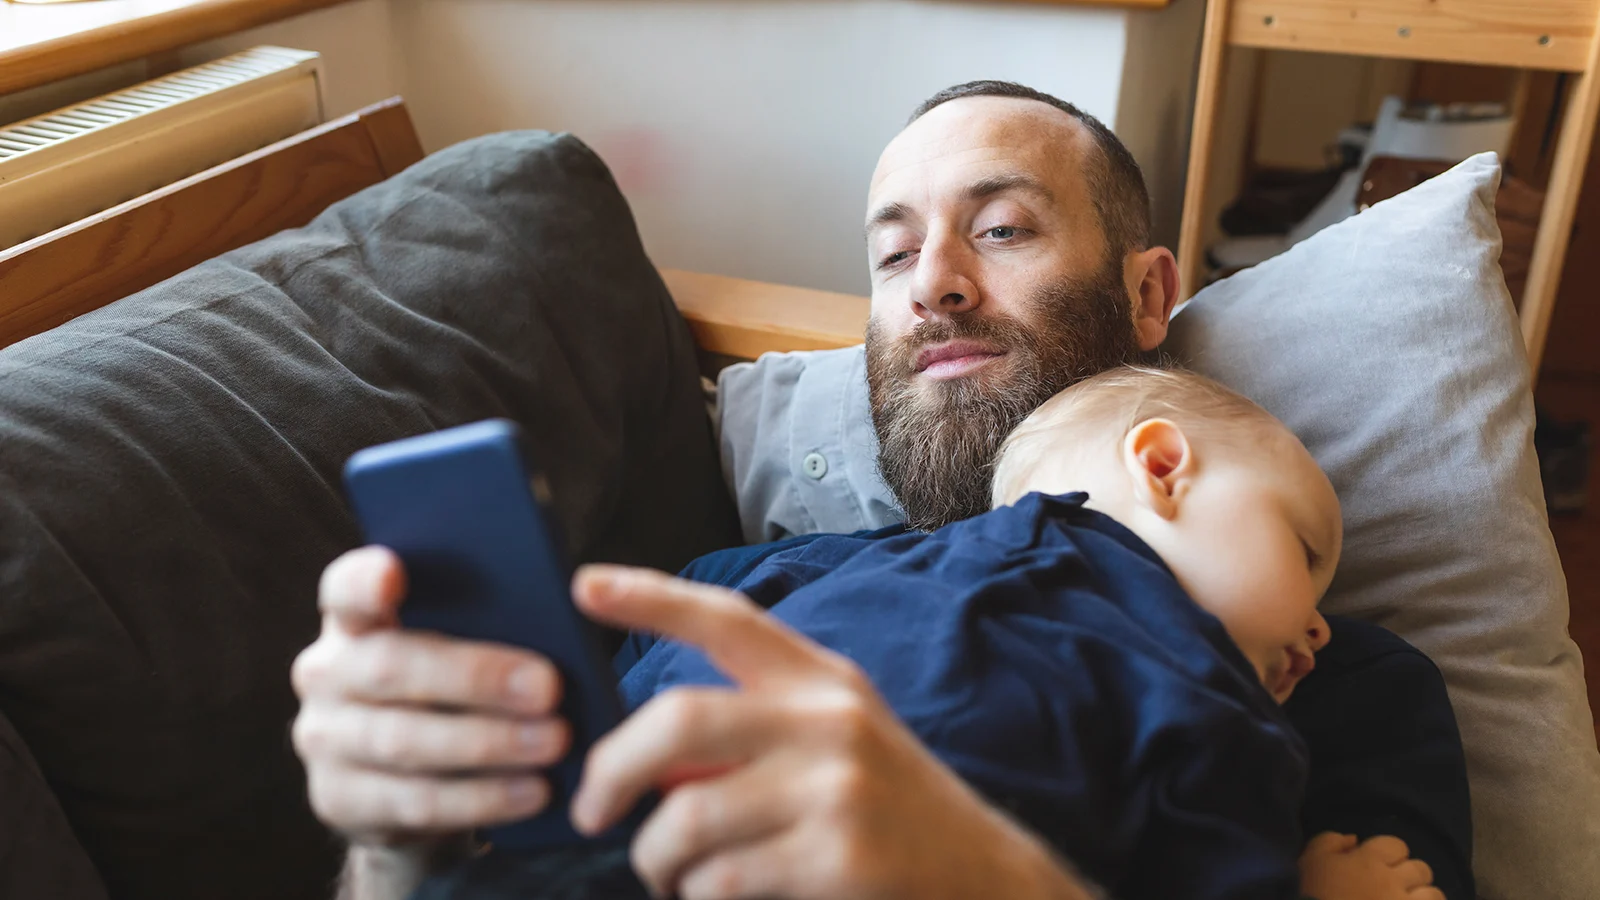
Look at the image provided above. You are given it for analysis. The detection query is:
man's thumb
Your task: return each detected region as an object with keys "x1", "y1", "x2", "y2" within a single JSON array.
[{"x1": 318, "y1": 545, "x2": 406, "y2": 635}]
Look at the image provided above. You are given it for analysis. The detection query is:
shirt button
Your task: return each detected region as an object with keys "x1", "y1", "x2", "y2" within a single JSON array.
[{"x1": 802, "y1": 452, "x2": 829, "y2": 480}]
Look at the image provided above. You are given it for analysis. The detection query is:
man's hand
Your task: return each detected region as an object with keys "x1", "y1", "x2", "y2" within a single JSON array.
[
  {"x1": 1299, "y1": 832, "x2": 1443, "y2": 900},
  {"x1": 568, "y1": 564, "x2": 1095, "y2": 900},
  {"x1": 291, "y1": 547, "x2": 571, "y2": 847}
]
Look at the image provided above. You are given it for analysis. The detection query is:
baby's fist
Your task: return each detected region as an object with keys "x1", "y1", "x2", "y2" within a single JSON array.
[{"x1": 1299, "y1": 832, "x2": 1443, "y2": 900}]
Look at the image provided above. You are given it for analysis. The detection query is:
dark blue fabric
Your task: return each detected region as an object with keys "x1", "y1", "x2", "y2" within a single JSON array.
[
  {"x1": 609, "y1": 525, "x2": 903, "y2": 678},
  {"x1": 1287, "y1": 618, "x2": 1475, "y2": 900},
  {"x1": 622, "y1": 497, "x2": 1476, "y2": 900},
  {"x1": 621, "y1": 492, "x2": 1308, "y2": 900}
]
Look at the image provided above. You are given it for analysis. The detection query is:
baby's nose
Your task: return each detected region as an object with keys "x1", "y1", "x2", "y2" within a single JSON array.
[{"x1": 1306, "y1": 611, "x2": 1332, "y2": 652}]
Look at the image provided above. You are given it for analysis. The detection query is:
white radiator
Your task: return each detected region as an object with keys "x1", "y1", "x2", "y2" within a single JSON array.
[{"x1": 0, "y1": 46, "x2": 325, "y2": 252}]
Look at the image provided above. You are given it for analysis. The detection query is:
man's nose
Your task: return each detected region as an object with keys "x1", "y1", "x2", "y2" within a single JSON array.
[
  {"x1": 1306, "y1": 611, "x2": 1332, "y2": 652},
  {"x1": 909, "y1": 233, "x2": 981, "y2": 319}
]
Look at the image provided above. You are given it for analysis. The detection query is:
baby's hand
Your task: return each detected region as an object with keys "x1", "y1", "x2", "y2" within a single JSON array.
[{"x1": 1299, "y1": 832, "x2": 1443, "y2": 900}]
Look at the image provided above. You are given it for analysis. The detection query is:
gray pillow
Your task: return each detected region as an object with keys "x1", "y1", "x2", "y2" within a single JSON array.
[
  {"x1": 716, "y1": 153, "x2": 1598, "y2": 898},
  {"x1": 1167, "y1": 152, "x2": 1598, "y2": 899},
  {"x1": 0, "y1": 709, "x2": 106, "y2": 899},
  {"x1": 0, "y1": 131, "x2": 740, "y2": 899}
]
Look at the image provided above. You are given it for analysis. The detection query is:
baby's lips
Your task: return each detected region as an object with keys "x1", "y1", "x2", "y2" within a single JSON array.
[
  {"x1": 1286, "y1": 647, "x2": 1316, "y2": 682},
  {"x1": 1271, "y1": 647, "x2": 1317, "y2": 698}
]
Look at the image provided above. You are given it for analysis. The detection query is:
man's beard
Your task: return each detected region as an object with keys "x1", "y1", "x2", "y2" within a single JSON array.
[{"x1": 866, "y1": 259, "x2": 1141, "y2": 532}]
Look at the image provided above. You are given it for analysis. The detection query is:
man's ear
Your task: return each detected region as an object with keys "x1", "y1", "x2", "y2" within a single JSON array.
[
  {"x1": 1124, "y1": 247, "x2": 1180, "y2": 352},
  {"x1": 1122, "y1": 418, "x2": 1193, "y2": 520}
]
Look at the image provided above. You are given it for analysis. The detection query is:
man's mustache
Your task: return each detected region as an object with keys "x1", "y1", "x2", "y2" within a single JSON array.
[{"x1": 885, "y1": 314, "x2": 1027, "y2": 373}]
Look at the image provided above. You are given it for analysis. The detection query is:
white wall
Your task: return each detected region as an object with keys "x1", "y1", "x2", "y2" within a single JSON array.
[
  {"x1": 387, "y1": 0, "x2": 1132, "y2": 295},
  {"x1": 176, "y1": 0, "x2": 402, "y2": 120},
  {"x1": 1115, "y1": 0, "x2": 1206, "y2": 251},
  {"x1": 49, "y1": 0, "x2": 1210, "y2": 296}
]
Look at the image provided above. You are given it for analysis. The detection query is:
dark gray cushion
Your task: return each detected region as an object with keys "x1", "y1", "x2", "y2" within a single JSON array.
[
  {"x1": 0, "y1": 709, "x2": 106, "y2": 899},
  {"x1": 0, "y1": 131, "x2": 740, "y2": 899}
]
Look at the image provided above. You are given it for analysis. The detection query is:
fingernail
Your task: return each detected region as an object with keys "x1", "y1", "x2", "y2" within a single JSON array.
[{"x1": 580, "y1": 567, "x2": 613, "y2": 595}]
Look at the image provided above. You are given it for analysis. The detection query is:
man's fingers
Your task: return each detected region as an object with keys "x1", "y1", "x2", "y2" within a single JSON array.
[
  {"x1": 320, "y1": 546, "x2": 407, "y2": 635},
  {"x1": 573, "y1": 565, "x2": 833, "y2": 687},
  {"x1": 674, "y1": 824, "x2": 830, "y2": 900},
  {"x1": 629, "y1": 753, "x2": 797, "y2": 897},
  {"x1": 306, "y1": 763, "x2": 550, "y2": 835},
  {"x1": 1396, "y1": 858, "x2": 1434, "y2": 889},
  {"x1": 1359, "y1": 834, "x2": 1412, "y2": 866},
  {"x1": 293, "y1": 701, "x2": 570, "y2": 772},
  {"x1": 1407, "y1": 889, "x2": 1445, "y2": 900},
  {"x1": 293, "y1": 629, "x2": 561, "y2": 716},
  {"x1": 571, "y1": 688, "x2": 777, "y2": 835}
]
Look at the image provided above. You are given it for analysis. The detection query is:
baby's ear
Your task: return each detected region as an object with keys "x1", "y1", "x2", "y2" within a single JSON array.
[{"x1": 1122, "y1": 418, "x2": 1193, "y2": 520}]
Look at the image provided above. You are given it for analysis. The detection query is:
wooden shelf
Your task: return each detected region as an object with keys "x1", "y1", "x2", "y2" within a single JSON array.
[
  {"x1": 1230, "y1": 0, "x2": 1599, "y2": 72},
  {"x1": 0, "y1": 0, "x2": 355, "y2": 96}
]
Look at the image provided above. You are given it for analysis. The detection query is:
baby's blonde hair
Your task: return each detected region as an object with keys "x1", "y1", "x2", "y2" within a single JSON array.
[{"x1": 991, "y1": 365, "x2": 1285, "y2": 508}]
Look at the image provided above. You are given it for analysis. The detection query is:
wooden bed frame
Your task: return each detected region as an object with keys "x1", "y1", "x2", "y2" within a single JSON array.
[
  {"x1": 0, "y1": 97, "x2": 867, "y2": 361},
  {"x1": 1178, "y1": 0, "x2": 1600, "y2": 374}
]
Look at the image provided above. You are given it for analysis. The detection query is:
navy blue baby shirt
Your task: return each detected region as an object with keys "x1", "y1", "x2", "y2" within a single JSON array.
[{"x1": 619, "y1": 492, "x2": 1308, "y2": 900}]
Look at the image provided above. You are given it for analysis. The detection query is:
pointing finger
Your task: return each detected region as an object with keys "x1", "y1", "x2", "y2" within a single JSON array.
[{"x1": 573, "y1": 565, "x2": 829, "y2": 686}]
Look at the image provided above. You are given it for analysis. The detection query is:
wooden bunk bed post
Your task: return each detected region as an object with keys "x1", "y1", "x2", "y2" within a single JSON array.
[
  {"x1": 1177, "y1": 0, "x2": 1235, "y2": 310},
  {"x1": 1177, "y1": 0, "x2": 1600, "y2": 373},
  {"x1": 1523, "y1": 31, "x2": 1600, "y2": 369}
]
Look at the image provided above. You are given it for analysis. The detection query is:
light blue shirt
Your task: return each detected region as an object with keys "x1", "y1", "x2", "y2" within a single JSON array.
[{"x1": 716, "y1": 345, "x2": 901, "y2": 543}]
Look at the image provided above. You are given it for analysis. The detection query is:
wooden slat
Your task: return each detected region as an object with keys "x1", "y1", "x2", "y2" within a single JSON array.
[
  {"x1": 0, "y1": 0, "x2": 355, "y2": 97},
  {"x1": 660, "y1": 269, "x2": 868, "y2": 359},
  {"x1": 1522, "y1": 40, "x2": 1600, "y2": 370},
  {"x1": 1229, "y1": 0, "x2": 1599, "y2": 72},
  {"x1": 0, "y1": 97, "x2": 422, "y2": 351},
  {"x1": 1177, "y1": 0, "x2": 1234, "y2": 301},
  {"x1": 363, "y1": 100, "x2": 427, "y2": 177}
]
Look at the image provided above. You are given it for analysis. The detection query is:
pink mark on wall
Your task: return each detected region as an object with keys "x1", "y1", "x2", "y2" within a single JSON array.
[{"x1": 593, "y1": 128, "x2": 674, "y2": 195}]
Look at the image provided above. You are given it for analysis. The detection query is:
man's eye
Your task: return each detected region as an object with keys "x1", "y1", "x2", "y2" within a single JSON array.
[
  {"x1": 877, "y1": 250, "x2": 912, "y2": 270},
  {"x1": 984, "y1": 225, "x2": 1020, "y2": 240}
]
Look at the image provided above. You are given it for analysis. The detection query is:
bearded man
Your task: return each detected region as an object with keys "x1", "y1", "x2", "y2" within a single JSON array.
[{"x1": 291, "y1": 82, "x2": 1473, "y2": 900}]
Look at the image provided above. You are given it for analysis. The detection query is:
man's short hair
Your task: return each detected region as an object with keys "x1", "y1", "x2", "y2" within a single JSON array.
[{"x1": 910, "y1": 80, "x2": 1152, "y2": 260}]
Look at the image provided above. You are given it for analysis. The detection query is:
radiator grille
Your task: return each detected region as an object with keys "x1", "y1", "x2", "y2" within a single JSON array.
[
  {"x1": 0, "y1": 47, "x2": 318, "y2": 162},
  {"x1": 0, "y1": 46, "x2": 324, "y2": 252}
]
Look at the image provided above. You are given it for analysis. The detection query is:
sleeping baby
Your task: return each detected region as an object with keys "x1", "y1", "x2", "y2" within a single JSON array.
[{"x1": 621, "y1": 365, "x2": 1442, "y2": 900}]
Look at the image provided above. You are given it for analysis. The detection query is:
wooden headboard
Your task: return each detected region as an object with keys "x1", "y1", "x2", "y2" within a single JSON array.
[{"x1": 0, "y1": 96, "x2": 868, "y2": 358}]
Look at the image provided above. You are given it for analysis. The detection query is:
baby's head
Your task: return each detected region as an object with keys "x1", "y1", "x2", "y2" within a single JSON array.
[{"x1": 992, "y1": 366, "x2": 1342, "y2": 702}]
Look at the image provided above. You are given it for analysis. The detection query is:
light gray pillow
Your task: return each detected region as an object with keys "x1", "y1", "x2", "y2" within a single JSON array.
[
  {"x1": 715, "y1": 152, "x2": 1599, "y2": 898},
  {"x1": 1166, "y1": 152, "x2": 1598, "y2": 899}
]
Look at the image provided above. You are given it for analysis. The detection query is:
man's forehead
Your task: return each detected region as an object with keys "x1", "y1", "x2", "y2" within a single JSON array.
[{"x1": 868, "y1": 96, "x2": 1093, "y2": 210}]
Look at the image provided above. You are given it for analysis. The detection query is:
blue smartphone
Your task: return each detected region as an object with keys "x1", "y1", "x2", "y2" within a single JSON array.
[{"x1": 342, "y1": 419, "x2": 637, "y2": 851}]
